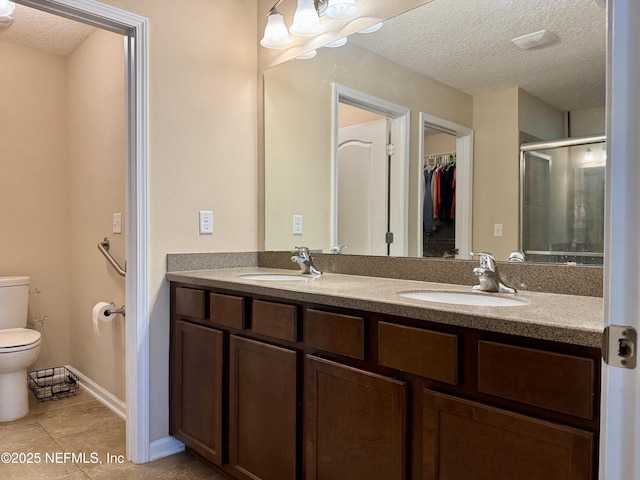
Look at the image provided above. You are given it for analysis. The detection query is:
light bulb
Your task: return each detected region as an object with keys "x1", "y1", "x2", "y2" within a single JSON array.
[
  {"x1": 585, "y1": 148, "x2": 594, "y2": 162},
  {"x1": 324, "y1": 37, "x2": 348, "y2": 48},
  {"x1": 260, "y1": 10, "x2": 292, "y2": 49},
  {"x1": 296, "y1": 50, "x2": 317, "y2": 60},
  {"x1": 0, "y1": 0, "x2": 16, "y2": 17},
  {"x1": 358, "y1": 22, "x2": 383, "y2": 34},
  {"x1": 325, "y1": 0, "x2": 360, "y2": 21},
  {"x1": 290, "y1": 0, "x2": 322, "y2": 36}
]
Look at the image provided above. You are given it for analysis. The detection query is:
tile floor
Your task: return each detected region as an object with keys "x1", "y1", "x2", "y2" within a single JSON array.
[{"x1": 0, "y1": 388, "x2": 232, "y2": 479}]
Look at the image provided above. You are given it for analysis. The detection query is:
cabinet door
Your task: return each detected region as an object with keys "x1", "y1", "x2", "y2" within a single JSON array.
[
  {"x1": 170, "y1": 320, "x2": 224, "y2": 466},
  {"x1": 229, "y1": 336, "x2": 297, "y2": 480},
  {"x1": 306, "y1": 355, "x2": 407, "y2": 480},
  {"x1": 422, "y1": 390, "x2": 594, "y2": 480}
]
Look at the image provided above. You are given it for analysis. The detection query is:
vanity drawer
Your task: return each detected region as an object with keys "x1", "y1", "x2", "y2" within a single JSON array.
[
  {"x1": 305, "y1": 309, "x2": 365, "y2": 360},
  {"x1": 378, "y1": 322, "x2": 458, "y2": 384},
  {"x1": 251, "y1": 299, "x2": 298, "y2": 342},
  {"x1": 175, "y1": 287, "x2": 206, "y2": 320},
  {"x1": 477, "y1": 341, "x2": 595, "y2": 419},
  {"x1": 209, "y1": 292, "x2": 244, "y2": 329}
]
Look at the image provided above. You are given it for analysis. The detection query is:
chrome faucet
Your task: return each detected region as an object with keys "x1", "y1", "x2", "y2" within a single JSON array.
[
  {"x1": 470, "y1": 252, "x2": 516, "y2": 294},
  {"x1": 291, "y1": 246, "x2": 322, "y2": 275},
  {"x1": 331, "y1": 245, "x2": 347, "y2": 254}
]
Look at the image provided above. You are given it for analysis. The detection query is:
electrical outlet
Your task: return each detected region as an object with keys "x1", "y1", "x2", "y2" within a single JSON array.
[
  {"x1": 113, "y1": 213, "x2": 122, "y2": 234},
  {"x1": 493, "y1": 223, "x2": 503, "y2": 237},
  {"x1": 293, "y1": 215, "x2": 303, "y2": 235},
  {"x1": 199, "y1": 211, "x2": 213, "y2": 234}
]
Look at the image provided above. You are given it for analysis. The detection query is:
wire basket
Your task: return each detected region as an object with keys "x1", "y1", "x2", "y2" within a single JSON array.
[{"x1": 28, "y1": 367, "x2": 79, "y2": 402}]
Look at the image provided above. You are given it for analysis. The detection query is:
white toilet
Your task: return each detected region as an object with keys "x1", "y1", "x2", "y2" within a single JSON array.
[{"x1": 0, "y1": 276, "x2": 42, "y2": 422}]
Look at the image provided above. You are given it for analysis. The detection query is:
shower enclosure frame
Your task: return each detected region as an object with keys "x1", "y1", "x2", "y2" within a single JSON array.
[{"x1": 519, "y1": 134, "x2": 606, "y2": 263}]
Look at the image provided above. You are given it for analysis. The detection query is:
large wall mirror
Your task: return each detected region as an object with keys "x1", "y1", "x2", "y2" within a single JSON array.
[{"x1": 263, "y1": 0, "x2": 606, "y2": 262}]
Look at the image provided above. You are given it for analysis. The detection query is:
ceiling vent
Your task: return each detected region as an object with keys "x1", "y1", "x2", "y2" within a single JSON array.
[{"x1": 511, "y1": 30, "x2": 559, "y2": 50}]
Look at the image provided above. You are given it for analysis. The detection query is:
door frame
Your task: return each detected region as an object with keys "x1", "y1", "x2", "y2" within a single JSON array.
[
  {"x1": 16, "y1": 0, "x2": 150, "y2": 464},
  {"x1": 600, "y1": 0, "x2": 640, "y2": 477},
  {"x1": 418, "y1": 112, "x2": 473, "y2": 259},
  {"x1": 332, "y1": 84, "x2": 410, "y2": 256}
]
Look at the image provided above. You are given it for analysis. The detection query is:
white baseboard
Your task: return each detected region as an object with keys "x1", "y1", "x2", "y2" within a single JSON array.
[
  {"x1": 65, "y1": 365, "x2": 127, "y2": 420},
  {"x1": 149, "y1": 436, "x2": 185, "y2": 461}
]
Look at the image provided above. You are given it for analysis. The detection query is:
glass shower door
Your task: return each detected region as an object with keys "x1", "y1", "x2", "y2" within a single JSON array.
[{"x1": 520, "y1": 136, "x2": 606, "y2": 265}]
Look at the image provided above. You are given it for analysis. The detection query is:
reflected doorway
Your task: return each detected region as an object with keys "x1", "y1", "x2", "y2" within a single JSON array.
[
  {"x1": 422, "y1": 128, "x2": 457, "y2": 257},
  {"x1": 418, "y1": 113, "x2": 473, "y2": 259},
  {"x1": 332, "y1": 84, "x2": 410, "y2": 256}
]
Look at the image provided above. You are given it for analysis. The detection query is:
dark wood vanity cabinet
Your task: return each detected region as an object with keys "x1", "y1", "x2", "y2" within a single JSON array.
[
  {"x1": 422, "y1": 390, "x2": 594, "y2": 480},
  {"x1": 170, "y1": 282, "x2": 601, "y2": 480},
  {"x1": 305, "y1": 355, "x2": 407, "y2": 480},
  {"x1": 170, "y1": 317, "x2": 224, "y2": 466},
  {"x1": 229, "y1": 335, "x2": 297, "y2": 480}
]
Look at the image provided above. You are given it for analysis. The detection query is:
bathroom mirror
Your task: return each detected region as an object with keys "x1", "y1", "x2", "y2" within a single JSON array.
[{"x1": 263, "y1": 0, "x2": 606, "y2": 262}]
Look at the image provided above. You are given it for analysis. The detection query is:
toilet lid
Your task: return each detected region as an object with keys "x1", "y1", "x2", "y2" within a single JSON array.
[{"x1": 0, "y1": 328, "x2": 41, "y2": 349}]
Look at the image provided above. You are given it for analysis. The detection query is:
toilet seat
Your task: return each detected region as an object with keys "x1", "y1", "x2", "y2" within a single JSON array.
[{"x1": 0, "y1": 328, "x2": 42, "y2": 354}]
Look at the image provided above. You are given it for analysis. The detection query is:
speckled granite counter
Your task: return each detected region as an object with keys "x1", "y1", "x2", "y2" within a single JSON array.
[{"x1": 167, "y1": 267, "x2": 604, "y2": 348}]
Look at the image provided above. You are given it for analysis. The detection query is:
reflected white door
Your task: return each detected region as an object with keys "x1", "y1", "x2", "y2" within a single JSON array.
[{"x1": 337, "y1": 119, "x2": 388, "y2": 255}]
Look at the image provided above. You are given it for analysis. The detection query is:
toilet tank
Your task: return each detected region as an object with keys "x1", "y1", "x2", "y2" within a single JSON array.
[{"x1": 0, "y1": 276, "x2": 30, "y2": 329}]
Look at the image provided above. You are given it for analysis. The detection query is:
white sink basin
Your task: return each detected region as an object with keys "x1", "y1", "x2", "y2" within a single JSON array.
[
  {"x1": 399, "y1": 290, "x2": 526, "y2": 307},
  {"x1": 238, "y1": 273, "x2": 311, "y2": 281}
]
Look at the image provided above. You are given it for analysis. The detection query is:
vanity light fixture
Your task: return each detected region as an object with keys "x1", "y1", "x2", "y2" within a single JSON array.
[
  {"x1": 261, "y1": 0, "x2": 361, "y2": 49},
  {"x1": 585, "y1": 148, "x2": 594, "y2": 162},
  {"x1": 0, "y1": 0, "x2": 15, "y2": 16},
  {"x1": 324, "y1": 0, "x2": 360, "y2": 21},
  {"x1": 290, "y1": 0, "x2": 322, "y2": 36},
  {"x1": 358, "y1": 21, "x2": 383, "y2": 33},
  {"x1": 324, "y1": 37, "x2": 348, "y2": 48},
  {"x1": 296, "y1": 49, "x2": 317, "y2": 59},
  {"x1": 260, "y1": 2, "x2": 292, "y2": 49},
  {"x1": 582, "y1": 147, "x2": 606, "y2": 168},
  {"x1": 0, "y1": 0, "x2": 15, "y2": 27},
  {"x1": 511, "y1": 29, "x2": 559, "y2": 50}
]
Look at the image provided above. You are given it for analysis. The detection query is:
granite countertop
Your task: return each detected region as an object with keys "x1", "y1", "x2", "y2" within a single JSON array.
[{"x1": 167, "y1": 267, "x2": 604, "y2": 348}]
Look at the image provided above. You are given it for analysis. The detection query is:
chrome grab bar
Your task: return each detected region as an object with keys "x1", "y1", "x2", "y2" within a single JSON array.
[{"x1": 98, "y1": 237, "x2": 126, "y2": 277}]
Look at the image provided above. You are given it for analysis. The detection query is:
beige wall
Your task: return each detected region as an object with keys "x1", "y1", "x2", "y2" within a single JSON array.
[
  {"x1": 0, "y1": 40, "x2": 70, "y2": 371},
  {"x1": 339, "y1": 103, "x2": 384, "y2": 127},
  {"x1": 67, "y1": 29, "x2": 126, "y2": 401},
  {"x1": 424, "y1": 133, "x2": 456, "y2": 155},
  {"x1": 518, "y1": 89, "x2": 565, "y2": 141},
  {"x1": 100, "y1": 0, "x2": 258, "y2": 442},
  {"x1": 264, "y1": 43, "x2": 472, "y2": 254},
  {"x1": 472, "y1": 88, "x2": 520, "y2": 260},
  {"x1": 1, "y1": 30, "x2": 127, "y2": 398},
  {"x1": 570, "y1": 106, "x2": 606, "y2": 136}
]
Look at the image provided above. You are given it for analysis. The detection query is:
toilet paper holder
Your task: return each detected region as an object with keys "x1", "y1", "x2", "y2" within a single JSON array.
[{"x1": 106, "y1": 303, "x2": 126, "y2": 317}]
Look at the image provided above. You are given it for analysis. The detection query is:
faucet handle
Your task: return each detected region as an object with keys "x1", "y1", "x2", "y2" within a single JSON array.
[
  {"x1": 331, "y1": 245, "x2": 348, "y2": 254},
  {"x1": 508, "y1": 250, "x2": 525, "y2": 263},
  {"x1": 293, "y1": 246, "x2": 311, "y2": 256},
  {"x1": 470, "y1": 251, "x2": 497, "y2": 270}
]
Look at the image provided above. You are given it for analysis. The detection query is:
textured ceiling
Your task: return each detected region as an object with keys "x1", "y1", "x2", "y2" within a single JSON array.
[
  {"x1": 0, "y1": 3, "x2": 94, "y2": 57},
  {"x1": 2, "y1": 1, "x2": 605, "y2": 110},
  {"x1": 349, "y1": 0, "x2": 606, "y2": 112}
]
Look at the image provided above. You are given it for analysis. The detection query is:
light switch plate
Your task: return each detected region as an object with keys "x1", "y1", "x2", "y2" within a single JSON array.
[
  {"x1": 199, "y1": 211, "x2": 213, "y2": 234},
  {"x1": 493, "y1": 223, "x2": 503, "y2": 237},
  {"x1": 113, "y1": 213, "x2": 122, "y2": 234},
  {"x1": 293, "y1": 215, "x2": 303, "y2": 235}
]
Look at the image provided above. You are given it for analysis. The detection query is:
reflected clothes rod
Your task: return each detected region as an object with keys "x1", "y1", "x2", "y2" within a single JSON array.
[{"x1": 98, "y1": 237, "x2": 126, "y2": 277}]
